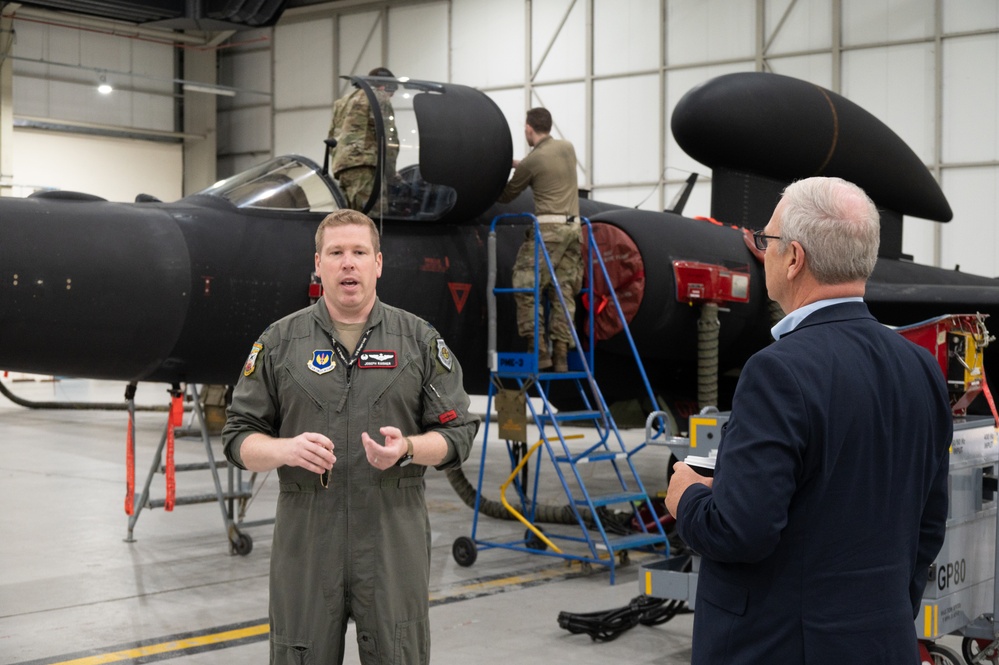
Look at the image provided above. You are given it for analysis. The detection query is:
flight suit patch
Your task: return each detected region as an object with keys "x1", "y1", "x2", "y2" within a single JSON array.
[
  {"x1": 308, "y1": 350, "x2": 336, "y2": 375},
  {"x1": 243, "y1": 342, "x2": 263, "y2": 377},
  {"x1": 436, "y1": 338, "x2": 453, "y2": 372},
  {"x1": 439, "y1": 409, "x2": 458, "y2": 424},
  {"x1": 358, "y1": 350, "x2": 397, "y2": 369}
]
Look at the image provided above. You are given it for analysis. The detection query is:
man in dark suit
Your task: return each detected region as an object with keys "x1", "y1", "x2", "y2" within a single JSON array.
[{"x1": 665, "y1": 176, "x2": 952, "y2": 664}]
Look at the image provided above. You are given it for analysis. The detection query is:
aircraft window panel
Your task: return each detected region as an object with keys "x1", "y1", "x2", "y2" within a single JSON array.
[
  {"x1": 197, "y1": 156, "x2": 340, "y2": 213},
  {"x1": 357, "y1": 79, "x2": 458, "y2": 222},
  {"x1": 593, "y1": 0, "x2": 659, "y2": 76}
]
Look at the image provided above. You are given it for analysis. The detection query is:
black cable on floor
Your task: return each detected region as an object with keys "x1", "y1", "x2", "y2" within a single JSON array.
[{"x1": 557, "y1": 595, "x2": 690, "y2": 642}]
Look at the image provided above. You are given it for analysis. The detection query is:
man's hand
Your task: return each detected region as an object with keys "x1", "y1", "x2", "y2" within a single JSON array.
[
  {"x1": 665, "y1": 461, "x2": 713, "y2": 518},
  {"x1": 362, "y1": 426, "x2": 407, "y2": 470},
  {"x1": 283, "y1": 432, "x2": 335, "y2": 474}
]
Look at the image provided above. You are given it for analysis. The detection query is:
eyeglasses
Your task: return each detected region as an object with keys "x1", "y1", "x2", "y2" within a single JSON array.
[{"x1": 752, "y1": 230, "x2": 783, "y2": 251}]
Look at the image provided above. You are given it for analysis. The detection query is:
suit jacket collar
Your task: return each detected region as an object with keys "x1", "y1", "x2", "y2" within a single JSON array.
[{"x1": 779, "y1": 301, "x2": 875, "y2": 338}]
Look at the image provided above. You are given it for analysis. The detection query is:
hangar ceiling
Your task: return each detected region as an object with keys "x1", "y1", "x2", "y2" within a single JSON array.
[{"x1": 3, "y1": 0, "x2": 340, "y2": 30}]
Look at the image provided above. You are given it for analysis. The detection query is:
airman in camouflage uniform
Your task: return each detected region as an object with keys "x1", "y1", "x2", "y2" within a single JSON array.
[
  {"x1": 498, "y1": 108, "x2": 582, "y2": 372},
  {"x1": 328, "y1": 68, "x2": 400, "y2": 211}
]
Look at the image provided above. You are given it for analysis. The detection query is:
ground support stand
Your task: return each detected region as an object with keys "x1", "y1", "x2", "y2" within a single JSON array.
[
  {"x1": 124, "y1": 383, "x2": 273, "y2": 555},
  {"x1": 452, "y1": 213, "x2": 671, "y2": 584}
]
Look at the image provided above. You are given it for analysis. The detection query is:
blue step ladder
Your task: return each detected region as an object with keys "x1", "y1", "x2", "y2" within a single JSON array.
[{"x1": 451, "y1": 213, "x2": 671, "y2": 584}]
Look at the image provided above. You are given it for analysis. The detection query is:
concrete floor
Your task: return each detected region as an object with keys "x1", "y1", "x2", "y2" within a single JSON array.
[{"x1": 0, "y1": 377, "x2": 695, "y2": 665}]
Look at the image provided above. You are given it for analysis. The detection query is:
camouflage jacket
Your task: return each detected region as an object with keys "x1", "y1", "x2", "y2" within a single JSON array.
[{"x1": 328, "y1": 88, "x2": 399, "y2": 176}]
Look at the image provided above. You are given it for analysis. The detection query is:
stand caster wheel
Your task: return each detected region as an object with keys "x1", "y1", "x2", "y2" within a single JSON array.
[
  {"x1": 525, "y1": 528, "x2": 548, "y2": 551},
  {"x1": 232, "y1": 532, "x2": 253, "y2": 556},
  {"x1": 452, "y1": 536, "x2": 477, "y2": 567}
]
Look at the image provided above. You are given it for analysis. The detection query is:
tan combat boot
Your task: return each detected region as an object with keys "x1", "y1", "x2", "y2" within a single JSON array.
[
  {"x1": 529, "y1": 337, "x2": 553, "y2": 370},
  {"x1": 552, "y1": 341, "x2": 569, "y2": 373}
]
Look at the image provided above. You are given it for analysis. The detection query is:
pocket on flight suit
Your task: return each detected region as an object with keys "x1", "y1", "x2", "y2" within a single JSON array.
[
  {"x1": 271, "y1": 634, "x2": 314, "y2": 665},
  {"x1": 393, "y1": 615, "x2": 430, "y2": 665}
]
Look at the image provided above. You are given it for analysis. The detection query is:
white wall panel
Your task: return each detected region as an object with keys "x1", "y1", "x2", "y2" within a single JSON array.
[
  {"x1": 940, "y1": 167, "x2": 999, "y2": 277},
  {"x1": 339, "y1": 11, "x2": 384, "y2": 86},
  {"x1": 531, "y1": 0, "x2": 586, "y2": 81},
  {"x1": 274, "y1": 19, "x2": 334, "y2": 110},
  {"x1": 900, "y1": 217, "x2": 937, "y2": 266},
  {"x1": 528, "y1": 82, "x2": 587, "y2": 184},
  {"x1": 274, "y1": 108, "x2": 332, "y2": 164},
  {"x1": 485, "y1": 88, "x2": 526, "y2": 153},
  {"x1": 666, "y1": 0, "x2": 756, "y2": 66},
  {"x1": 593, "y1": 74, "x2": 659, "y2": 186},
  {"x1": 944, "y1": 0, "x2": 999, "y2": 32},
  {"x1": 766, "y1": 54, "x2": 833, "y2": 89},
  {"x1": 842, "y1": 0, "x2": 935, "y2": 45},
  {"x1": 942, "y1": 34, "x2": 999, "y2": 164},
  {"x1": 842, "y1": 43, "x2": 936, "y2": 164},
  {"x1": 220, "y1": 105, "x2": 272, "y2": 157},
  {"x1": 10, "y1": 19, "x2": 174, "y2": 131},
  {"x1": 452, "y1": 0, "x2": 524, "y2": 87},
  {"x1": 11, "y1": 129, "x2": 182, "y2": 202},
  {"x1": 593, "y1": 0, "x2": 659, "y2": 76},
  {"x1": 222, "y1": 45, "x2": 272, "y2": 95},
  {"x1": 388, "y1": 3, "x2": 448, "y2": 82},
  {"x1": 765, "y1": 0, "x2": 833, "y2": 54},
  {"x1": 590, "y1": 185, "x2": 658, "y2": 211}
]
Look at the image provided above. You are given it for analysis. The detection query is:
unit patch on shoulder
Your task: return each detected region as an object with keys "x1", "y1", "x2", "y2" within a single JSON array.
[
  {"x1": 438, "y1": 409, "x2": 458, "y2": 424},
  {"x1": 358, "y1": 350, "x2": 397, "y2": 369},
  {"x1": 243, "y1": 342, "x2": 263, "y2": 377},
  {"x1": 308, "y1": 350, "x2": 336, "y2": 375},
  {"x1": 436, "y1": 338, "x2": 453, "y2": 372}
]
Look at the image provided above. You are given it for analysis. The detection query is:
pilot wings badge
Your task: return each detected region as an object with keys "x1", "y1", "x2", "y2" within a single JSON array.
[{"x1": 308, "y1": 350, "x2": 336, "y2": 375}]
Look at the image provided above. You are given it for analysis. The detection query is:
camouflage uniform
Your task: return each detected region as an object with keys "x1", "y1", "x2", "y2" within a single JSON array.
[
  {"x1": 511, "y1": 220, "x2": 583, "y2": 344},
  {"x1": 328, "y1": 87, "x2": 399, "y2": 211},
  {"x1": 498, "y1": 135, "x2": 582, "y2": 346}
]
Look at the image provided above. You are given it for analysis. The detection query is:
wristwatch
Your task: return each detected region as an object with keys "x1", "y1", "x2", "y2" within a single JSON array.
[{"x1": 397, "y1": 437, "x2": 414, "y2": 467}]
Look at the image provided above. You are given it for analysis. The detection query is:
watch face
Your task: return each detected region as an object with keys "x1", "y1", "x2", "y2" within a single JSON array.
[{"x1": 398, "y1": 455, "x2": 413, "y2": 467}]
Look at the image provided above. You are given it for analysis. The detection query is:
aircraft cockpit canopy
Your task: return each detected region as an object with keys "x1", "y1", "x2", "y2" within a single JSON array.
[
  {"x1": 197, "y1": 156, "x2": 341, "y2": 212},
  {"x1": 341, "y1": 76, "x2": 513, "y2": 225}
]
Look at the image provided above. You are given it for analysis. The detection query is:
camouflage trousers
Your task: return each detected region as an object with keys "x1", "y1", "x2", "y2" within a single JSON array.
[
  {"x1": 336, "y1": 165, "x2": 376, "y2": 211},
  {"x1": 512, "y1": 221, "x2": 583, "y2": 345}
]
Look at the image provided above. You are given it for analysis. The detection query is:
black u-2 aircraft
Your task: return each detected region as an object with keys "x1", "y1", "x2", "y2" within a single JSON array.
[{"x1": 2, "y1": 72, "x2": 997, "y2": 413}]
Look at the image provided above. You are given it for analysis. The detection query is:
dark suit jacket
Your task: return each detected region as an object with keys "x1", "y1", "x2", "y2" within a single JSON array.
[{"x1": 677, "y1": 302, "x2": 951, "y2": 664}]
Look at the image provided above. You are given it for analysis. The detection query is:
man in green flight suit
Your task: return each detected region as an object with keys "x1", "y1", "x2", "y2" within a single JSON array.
[
  {"x1": 223, "y1": 208, "x2": 478, "y2": 664},
  {"x1": 328, "y1": 67, "x2": 400, "y2": 212}
]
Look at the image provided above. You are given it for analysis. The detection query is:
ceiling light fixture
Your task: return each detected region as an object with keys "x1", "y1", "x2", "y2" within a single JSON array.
[{"x1": 97, "y1": 73, "x2": 113, "y2": 95}]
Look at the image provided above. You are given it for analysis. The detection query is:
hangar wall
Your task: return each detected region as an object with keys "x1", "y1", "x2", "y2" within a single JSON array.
[{"x1": 1, "y1": 0, "x2": 997, "y2": 277}]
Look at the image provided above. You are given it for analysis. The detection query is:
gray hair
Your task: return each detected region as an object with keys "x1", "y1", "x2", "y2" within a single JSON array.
[{"x1": 777, "y1": 177, "x2": 880, "y2": 284}]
